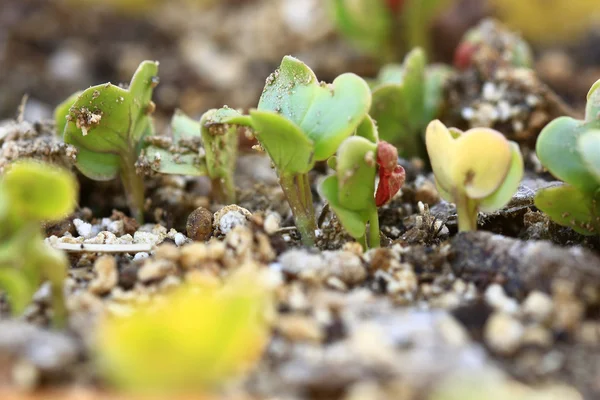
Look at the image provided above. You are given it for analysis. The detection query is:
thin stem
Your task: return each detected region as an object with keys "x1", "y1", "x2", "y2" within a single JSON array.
[
  {"x1": 279, "y1": 173, "x2": 316, "y2": 246},
  {"x1": 368, "y1": 206, "x2": 381, "y2": 248},
  {"x1": 120, "y1": 155, "x2": 145, "y2": 223},
  {"x1": 456, "y1": 194, "x2": 478, "y2": 232},
  {"x1": 211, "y1": 176, "x2": 236, "y2": 205},
  {"x1": 357, "y1": 235, "x2": 367, "y2": 251}
]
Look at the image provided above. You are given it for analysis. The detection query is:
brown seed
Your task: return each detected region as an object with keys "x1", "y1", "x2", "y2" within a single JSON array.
[{"x1": 186, "y1": 207, "x2": 213, "y2": 241}]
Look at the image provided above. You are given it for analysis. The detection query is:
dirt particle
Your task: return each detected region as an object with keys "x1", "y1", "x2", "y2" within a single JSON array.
[{"x1": 186, "y1": 207, "x2": 213, "y2": 241}]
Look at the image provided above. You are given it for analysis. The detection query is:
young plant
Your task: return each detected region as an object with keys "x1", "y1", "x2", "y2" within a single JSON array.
[
  {"x1": 321, "y1": 117, "x2": 405, "y2": 249},
  {"x1": 140, "y1": 107, "x2": 240, "y2": 204},
  {"x1": 426, "y1": 120, "x2": 523, "y2": 231},
  {"x1": 96, "y1": 266, "x2": 272, "y2": 393},
  {"x1": 0, "y1": 160, "x2": 78, "y2": 327},
  {"x1": 55, "y1": 60, "x2": 159, "y2": 222},
  {"x1": 370, "y1": 48, "x2": 452, "y2": 159},
  {"x1": 225, "y1": 56, "x2": 372, "y2": 246},
  {"x1": 329, "y1": 0, "x2": 451, "y2": 61},
  {"x1": 535, "y1": 79, "x2": 600, "y2": 235}
]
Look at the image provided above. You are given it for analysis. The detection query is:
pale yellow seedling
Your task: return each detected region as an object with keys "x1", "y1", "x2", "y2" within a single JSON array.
[{"x1": 426, "y1": 120, "x2": 523, "y2": 231}]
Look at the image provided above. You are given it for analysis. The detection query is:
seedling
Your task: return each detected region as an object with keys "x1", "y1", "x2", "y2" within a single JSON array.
[
  {"x1": 321, "y1": 117, "x2": 405, "y2": 249},
  {"x1": 370, "y1": 48, "x2": 452, "y2": 159},
  {"x1": 0, "y1": 160, "x2": 78, "y2": 327},
  {"x1": 535, "y1": 79, "x2": 600, "y2": 235},
  {"x1": 329, "y1": 0, "x2": 450, "y2": 60},
  {"x1": 55, "y1": 60, "x2": 159, "y2": 222},
  {"x1": 426, "y1": 120, "x2": 523, "y2": 231},
  {"x1": 225, "y1": 56, "x2": 371, "y2": 246},
  {"x1": 140, "y1": 107, "x2": 240, "y2": 204},
  {"x1": 97, "y1": 266, "x2": 272, "y2": 393}
]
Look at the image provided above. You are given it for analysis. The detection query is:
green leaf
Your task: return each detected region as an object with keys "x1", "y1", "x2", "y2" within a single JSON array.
[
  {"x1": 329, "y1": 0, "x2": 392, "y2": 55},
  {"x1": 3, "y1": 160, "x2": 78, "y2": 221},
  {"x1": 370, "y1": 48, "x2": 427, "y2": 158},
  {"x1": 249, "y1": 110, "x2": 315, "y2": 175},
  {"x1": 0, "y1": 269, "x2": 35, "y2": 316},
  {"x1": 536, "y1": 116, "x2": 600, "y2": 192},
  {"x1": 577, "y1": 129, "x2": 600, "y2": 184},
  {"x1": 54, "y1": 91, "x2": 82, "y2": 137},
  {"x1": 335, "y1": 136, "x2": 377, "y2": 211},
  {"x1": 535, "y1": 185, "x2": 600, "y2": 235},
  {"x1": 171, "y1": 109, "x2": 200, "y2": 142},
  {"x1": 320, "y1": 175, "x2": 368, "y2": 239},
  {"x1": 75, "y1": 146, "x2": 121, "y2": 181},
  {"x1": 585, "y1": 78, "x2": 600, "y2": 122},
  {"x1": 422, "y1": 64, "x2": 453, "y2": 126},
  {"x1": 144, "y1": 147, "x2": 207, "y2": 176},
  {"x1": 258, "y1": 56, "x2": 371, "y2": 161},
  {"x1": 355, "y1": 115, "x2": 379, "y2": 143},
  {"x1": 479, "y1": 142, "x2": 524, "y2": 212}
]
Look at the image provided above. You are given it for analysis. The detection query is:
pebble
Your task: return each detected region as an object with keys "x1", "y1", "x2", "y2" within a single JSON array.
[
  {"x1": 137, "y1": 259, "x2": 177, "y2": 283},
  {"x1": 484, "y1": 312, "x2": 524, "y2": 355},
  {"x1": 276, "y1": 315, "x2": 324, "y2": 343},
  {"x1": 174, "y1": 232, "x2": 188, "y2": 246},
  {"x1": 186, "y1": 207, "x2": 213, "y2": 241},
  {"x1": 521, "y1": 325, "x2": 553, "y2": 348},
  {"x1": 133, "y1": 252, "x2": 149, "y2": 261},
  {"x1": 263, "y1": 212, "x2": 281, "y2": 235},
  {"x1": 73, "y1": 219, "x2": 93, "y2": 239},
  {"x1": 133, "y1": 231, "x2": 161, "y2": 246},
  {"x1": 88, "y1": 256, "x2": 118, "y2": 295},
  {"x1": 213, "y1": 205, "x2": 252, "y2": 235},
  {"x1": 521, "y1": 291, "x2": 553, "y2": 323},
  {"x1": 484, "y1": 284, "x2": 519, "y2": 314}
]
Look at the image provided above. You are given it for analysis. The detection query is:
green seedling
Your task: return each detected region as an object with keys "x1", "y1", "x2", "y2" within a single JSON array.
[
  {"x1": 225, "y1": 56, "x2": 371, "y2": 246},
  {"x1": 321, "y1": 117, "x2": 405, "y2": 249},
  {"x1": 370, "y1": 48, "x2": 452, "y2": 159},
  {"x1": 140, "y1": 107, "x2": 240, "y2": 204},
  {"x1": 97, "y1": 266, "x2": 271, "y2": 393},
  {"x1": 55, "y1": 60, "x2": 159, "y2": 222},
  {"x1": 329, "y1": 0, "x2": 451, "y2": 61},
  {"x1": 426, "y1": 120, "x2": 523, "y2": 232},
  {"x1": 0, "y1": 160, "x2": 78, "y2": 327},
  {"x1": 535, "y1": 79, "x2": 600, "y2": 235}
]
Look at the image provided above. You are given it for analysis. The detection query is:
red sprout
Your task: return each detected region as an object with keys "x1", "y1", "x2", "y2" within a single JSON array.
[
  {"x1": 453, "y1": 41, "x2": 477, "y2": 70},
  {"x1": 386, "y1": 0, "x2": 405, "y2": 13},
  {"x1": 375, "y1": 141, "x2": 406, "y2": 207}
]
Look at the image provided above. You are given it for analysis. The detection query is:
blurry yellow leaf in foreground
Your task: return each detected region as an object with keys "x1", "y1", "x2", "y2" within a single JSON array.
[
  {"x1": 96, "y1": 266, "x2": 272, "y2": 393},
  {"x1": 492, "y1": 0, "x2": 600, "y2": 43}
]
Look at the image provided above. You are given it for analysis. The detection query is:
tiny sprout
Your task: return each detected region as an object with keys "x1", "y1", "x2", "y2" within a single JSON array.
[
  {"x1": 140, "y1": 107, "x2": 241, "y2": 204},
  {"x1": 229, "y1": 56, "x2": 372, "y2": 246},
  {"x1": 370, "y1": 48, "x2": 452, "y2": 159},
  {"x1": 56, "y1": 60, "x2": 159, "y2": 222},
  {"x1": 535, "y1": 79, "x2": 600, "y2": 235},
  {"x1": 426, "y1": 120, "x2": 523, "y2": 232},
  {"x1": 96, "y1": 266, "x2": 272, "y2": 393},
  {"x1": 0, "y1": 160, "x2": 78, "y2": 327},
  {"x1": 321, "y1": 117, "x2": 405, "y2": 249}
]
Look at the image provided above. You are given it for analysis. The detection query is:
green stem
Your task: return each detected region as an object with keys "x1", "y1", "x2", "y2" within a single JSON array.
[
  {"x1": 211, "y1": 175, "x2": 236, "y2": 205},
  {"x1": 368, "y1": 206, "x2": 381, "y2": 248},
  {"x1": 357, "y1": 235, "x2": 368, "y2": 251},
  {"x1": 120, "y1": 157, "x2": 145, "y2": 223},
  {"x1": 279, "y1": 173, "x2": 316, "y2": 246},
  {"x1": 456, "y1": 194, "x2": 478, "y2": 232}
]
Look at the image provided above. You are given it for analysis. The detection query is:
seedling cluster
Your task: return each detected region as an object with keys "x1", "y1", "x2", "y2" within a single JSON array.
[
  {"x1": 0, "y1": 160, "x2": 77, "y2": 326},
  {"x1": 535, "y1": 79, "x2": 600, "y2": 235}
]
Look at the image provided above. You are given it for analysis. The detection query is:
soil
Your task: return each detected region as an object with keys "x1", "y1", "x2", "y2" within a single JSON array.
[{"x1": 1, "y1": 1, "x2": 600, "y2": 399}]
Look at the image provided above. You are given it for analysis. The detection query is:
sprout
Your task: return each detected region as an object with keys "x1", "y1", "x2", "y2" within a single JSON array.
[
  {"x1": 140, "y1": 107, "x2": 241, "y2": 204},
  {"x1": 321, "y1": 117, "x2": 405, "y2": 249},
  {"x1": 0, "y1": 160, "x2": 78, "y2": 327},
  {"x1": 426, "y1": 120, "x2": 523, "y2": 231},
  {"x1": 226, "y1": 56, "x2": 372, "y2": 246},
  {"x1": 56, "y1": 61, "x2": 159, "y2": 222},
  {"x1": 96, "y1": 266, "x2": 272, "y2": 393},
  {"x1": 370, "y1": 48, "x2": 452, "y2": 159},
  {"x1": 535, "y1": 79, "x2": 600, "y2": 235}
]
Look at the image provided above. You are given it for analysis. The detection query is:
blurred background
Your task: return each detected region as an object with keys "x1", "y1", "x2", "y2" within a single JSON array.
[{"x1": 2, "y1": 0, "x2": 600, "y2": 124}]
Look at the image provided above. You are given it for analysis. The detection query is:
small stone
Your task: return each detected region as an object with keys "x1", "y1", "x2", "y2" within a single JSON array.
[
  {"x1": 73, "y1": 219, "x2": 93, "y2": 239},
  {"x1": 186, "y1": 207, "x2": 213, "y2": 241},
  {"x1": 154, "y1": 243, "x2": 180, "y2": 261},
  {"x1": 484, "y1": 284, "x2": 519, "y2": 314},
  {"x1": 521, "y1": 325, "x2": 553, "y2": 348},
  {"x1": 133, "y1": 231, "x2": 161, "y2": 246},
  {"x1": 88, "y1": 256, "x2": 118, "y2": 295},
  {"x1": 174, "y1": 232, "x2": 188, "y2": 247},
  {"x1": 484, "y1": 312, "x2": 524, "y2": 355},
  {"x1": 276, "y1": 315, "x2": 323, "y2": 343},
  {"x1": 133, "y1": 252, "x2": 149, "y2": 261},
  {"x1": 11, "y1": 360, "x2": 39, "y2": 390},
  {"x1": 263, "y1": 212, "x2": 281, "y2": 235},
  {"x1": 521, "y1": 291, "x2": 553, "y2": 323},
  {"x1": 213, "y1": 205, "x2": 252, "y2": 235},
  {"x1": 137, "y1": 259, "x2": 177, "y2": 283}
]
